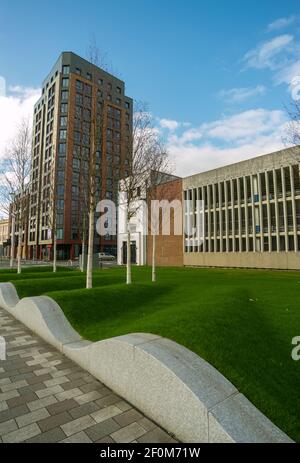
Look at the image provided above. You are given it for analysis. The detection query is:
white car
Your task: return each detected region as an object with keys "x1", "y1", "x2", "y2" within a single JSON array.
[{"x1": 98, "y1": 252, "x2": 115, "y2": 261}]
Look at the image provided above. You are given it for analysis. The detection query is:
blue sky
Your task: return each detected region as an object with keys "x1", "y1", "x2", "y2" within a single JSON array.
[{"x1": 1, "y1": 0, "x2": 300, "y2": 175}]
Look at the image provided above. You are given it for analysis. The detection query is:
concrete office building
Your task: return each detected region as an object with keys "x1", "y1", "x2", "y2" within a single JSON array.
[
  {"x1": 183, "y1": 147, "x2": 300, "y2": 270},
  {"x1": 28, "y1": 52, "x2": 132, "y2": 260}
]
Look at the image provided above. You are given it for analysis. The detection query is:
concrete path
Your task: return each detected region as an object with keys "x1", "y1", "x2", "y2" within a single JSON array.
[{"x1": 0, "y1": 308, "x2": 177, "y2": 443}]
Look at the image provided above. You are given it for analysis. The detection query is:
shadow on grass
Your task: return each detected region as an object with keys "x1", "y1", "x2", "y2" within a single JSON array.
[{"x1": 198, "y1": 292, "x2": 300, "y2": 442}]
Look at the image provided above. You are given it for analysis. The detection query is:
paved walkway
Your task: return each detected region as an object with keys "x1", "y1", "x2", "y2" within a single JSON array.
[{"x1": 0, "y1": 308, "x2": 176, "y2": 443}]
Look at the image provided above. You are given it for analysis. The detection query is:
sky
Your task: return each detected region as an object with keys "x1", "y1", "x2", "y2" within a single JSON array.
[{"x1": 1, "y1": 0, "x2": 300, "y2": 176}]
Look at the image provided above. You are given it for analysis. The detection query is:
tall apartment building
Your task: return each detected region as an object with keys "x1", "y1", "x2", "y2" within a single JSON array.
[
  {"x1": 28, "y1": 52, "x2": 132, "y2": 260},
  {"x1": 183, "y1": 147, "x2": 300, "y2": 270}
]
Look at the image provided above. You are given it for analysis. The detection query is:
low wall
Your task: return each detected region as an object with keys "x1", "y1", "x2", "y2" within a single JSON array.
[
  {"x1": 0, "y1": 282, "x2": 293, "y2": 443},
  {"x1": 184, "y1": 251, "x2": 300, "y2": 270}
]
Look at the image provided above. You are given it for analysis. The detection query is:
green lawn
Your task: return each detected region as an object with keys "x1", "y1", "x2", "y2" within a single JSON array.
[{"x1": 3, "y1": 265, "x2": 300, "y2": 441}]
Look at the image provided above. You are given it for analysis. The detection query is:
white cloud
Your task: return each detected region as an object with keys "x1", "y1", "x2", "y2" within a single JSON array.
[
  {"x1": 267, "y1": 16, "x2": 296, "y2": 32},
  {"x1": 219, "y1": 85, "x2": 266, "y2": 103},
  {"x1": 162, "y1": 108, "x2": 288, "y2": 177},
  {"x1": 243, "y1": 34, "x2": 294, "y2": 70},
  {"x1": 159, "y1": 118, "x2": 180, "y2": 131},
  {"x1": 0, "y1": 82, "x2": 40, "y2": 158}
]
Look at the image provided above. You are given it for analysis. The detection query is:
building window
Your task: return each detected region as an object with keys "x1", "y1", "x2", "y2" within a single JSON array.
[
  {"x1": 57, "y1": 185, "x2": 64, "y2": 197},
  {"x1": 56, "y1": 214, "x2": 63, "y2": 226},
  {"x1": 125, "y1": 101, "x2": 130, "y2": 109},
  {"x1": 56, "y1": 199, "x2": 64, "y2": 210},
  {"x1": 62, "y1": 78, "x2": 69, "y2": 88},
  {"x1": 62, "y1": 65, "x2": 70, "y2": 75},
  {"x1": 85, "y1": 84, "x2": 92, "y2": 95},
  {"x1": 58, "y1": 143, "x2": 66, "y2": 154},
  {"x1": 76, "y1": 80, "x2": 83, "y2": 92},
  {"x1": 75, "y1": 93, "x2": 83, "y2": 105},
  {"x1": 87, "y1": 72, "x2": 92, "y2": 80},
  {"x1": 61, "y1": 90, "x2": 68, "y2": 101},
  {"x1": 73, "y1": 158, "x2": 80, "y2": 170},
  {"x1": 61, "y1": 103, "x2": 68, "y2": 113},
  {"x1": 83, "y1": 109, "x2": 91, "y2": 121},
  {"x1": 73, "y1": 145, "x2": 81, "y2": 157},
  {"x1": 74, "y1": 131, "x2": 81, "y2": 143},
  {"x1": 98, "y1": 78, "x2": 103, "y2": 85},
  {"x1": 75, "y1": 106, "x2": 82, "y2": 118},
  {"x1": 60, "y1": 116, "x2": 67, "y2": 127},
  {"x1": 116, "y1": 86, "x2": 121, "y2": 94},
  {"x1": 76, "y1": 67, "x2": 81, "y2": 75},
  {"x1": 59, "y1": 129, "x2": 67, "y2": 140},
  {"x1": 56, "y1": 229, "x2": 63, "y2": 239}
]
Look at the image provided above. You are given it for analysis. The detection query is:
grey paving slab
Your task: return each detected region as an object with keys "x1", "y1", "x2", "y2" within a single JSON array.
[{"x1": 0, "y1": 306, "x2": 177, "y2": 443}]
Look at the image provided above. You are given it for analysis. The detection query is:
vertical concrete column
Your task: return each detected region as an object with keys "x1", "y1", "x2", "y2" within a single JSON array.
[
  {"x1": 230, "y1": 179, "x2": 235, "y2": 252},
  {"x1": 207, "y1": 185, "x2": 211, "y2": 252},
  {"x1": 281, "y1": 167, "x2": 289, "y2": 251},
  {"x1": 244, "y1": 176, "x2": 249, "y2": 252},
  {"x1": 201, "y1": 186, "x2": 206, "y2": 252},
  {"x1": 218, "y1": 182, "x2": 223, "y2": 253},
  {"x1": 250, "y1": 175, "x2": 256, "y2": 252},
  {"x1": 212, "y1": 183, "x2": 217, "y2": 252},
  {"x1": 290, "y1": 165, "x2": 297, "y2": 252},
  {"x1": 195, "y1": 187, "x2": 199, "y2": 253},
  {"x1": 257, "y1": 173, "x2": 264, "y2": 252},
  {"x1": 191, "y1": 188, "x2": 195, "y2": 250},
  {"x1": 186, "y1": 189, "x2": 190, "y2": 253},
  {"x1": 224, "y1": 181, "x2": 229, "y2": 252},
  {"x1": 273, "y1": 170, "x2": 280, "y2": 252},
  {"x1": 237, "y1": 177, "x2": 242, "y2": 252},
  {"x1": 265, "y1": 171, "x2": 272, "y2": 252}
]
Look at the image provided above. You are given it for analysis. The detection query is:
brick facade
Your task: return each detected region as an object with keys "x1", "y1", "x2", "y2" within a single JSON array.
[{"x1": 147, "y1": 178, "x2": 183, "y2": 267}]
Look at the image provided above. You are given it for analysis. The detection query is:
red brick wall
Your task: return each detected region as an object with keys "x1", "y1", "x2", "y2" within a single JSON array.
[{"x1": 147, "y1": 178, "x2": 183, "y2": 267}]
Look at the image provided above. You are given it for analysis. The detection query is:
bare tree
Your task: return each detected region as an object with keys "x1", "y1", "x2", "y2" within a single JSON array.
[
  {"x1": 78, "y1": 153, "x2": 89, "y2": 272},
  {"x1": 284, "y1": 100, "x2": 300, "y2": 161},
  {"x1": 84, "y1": 43, "x2": 104, "y2": 289},
  {"x1": 0, "y1": 119, "x2": 31, "y2": 273},
  {"x1": 119, "y1": 102, "x2": 169, "y2": 284}
]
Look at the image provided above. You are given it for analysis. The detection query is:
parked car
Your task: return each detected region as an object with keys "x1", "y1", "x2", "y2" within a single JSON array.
[{"x1": 98, "y1": 252, "x2": 115, "y2": 261}]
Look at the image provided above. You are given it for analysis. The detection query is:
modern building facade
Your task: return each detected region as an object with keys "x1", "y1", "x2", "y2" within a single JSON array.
[
  {"x1": 183, "y1": 147, "x2": 300, "y2": 269},
  {"x1": 0, "y1": 219, "x2": 9, "y2": 257},
  {"x1": 28, "y1": 52, "x2": 132, "y2": 260}
]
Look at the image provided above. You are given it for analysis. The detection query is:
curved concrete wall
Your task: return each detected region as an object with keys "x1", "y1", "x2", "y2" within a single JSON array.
[{"x1": 0, "y1": 282, "x2": 293, "y2": 443}]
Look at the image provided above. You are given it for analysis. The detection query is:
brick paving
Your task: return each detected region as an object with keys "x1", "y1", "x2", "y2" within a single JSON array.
[{"x1": 0, "y1": 308, "x2": 177, "y2": 443}]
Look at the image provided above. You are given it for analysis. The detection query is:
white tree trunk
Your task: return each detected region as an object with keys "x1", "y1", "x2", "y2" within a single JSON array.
[
  {"x1": 126, "y1": 228, "x2": 132, "y2": 285},
  {"x1": 17, "y1": 224, "x2": 22, "y2": 274},
  {"x1": 10, "y1": 213, "x2": 15, "y2": 268},
  {"x1": 86, "y1": 209, "x2": 94, "y2": 289},
  {"x1": 152, "y1": 233, "x2": 156, "y2": 282},
  {"x1": 81, "y1": 238, "x2": 85, "y2": 272},
  {"x1": 53, "y1": 234, "x2": 57, "y2": 273}
]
